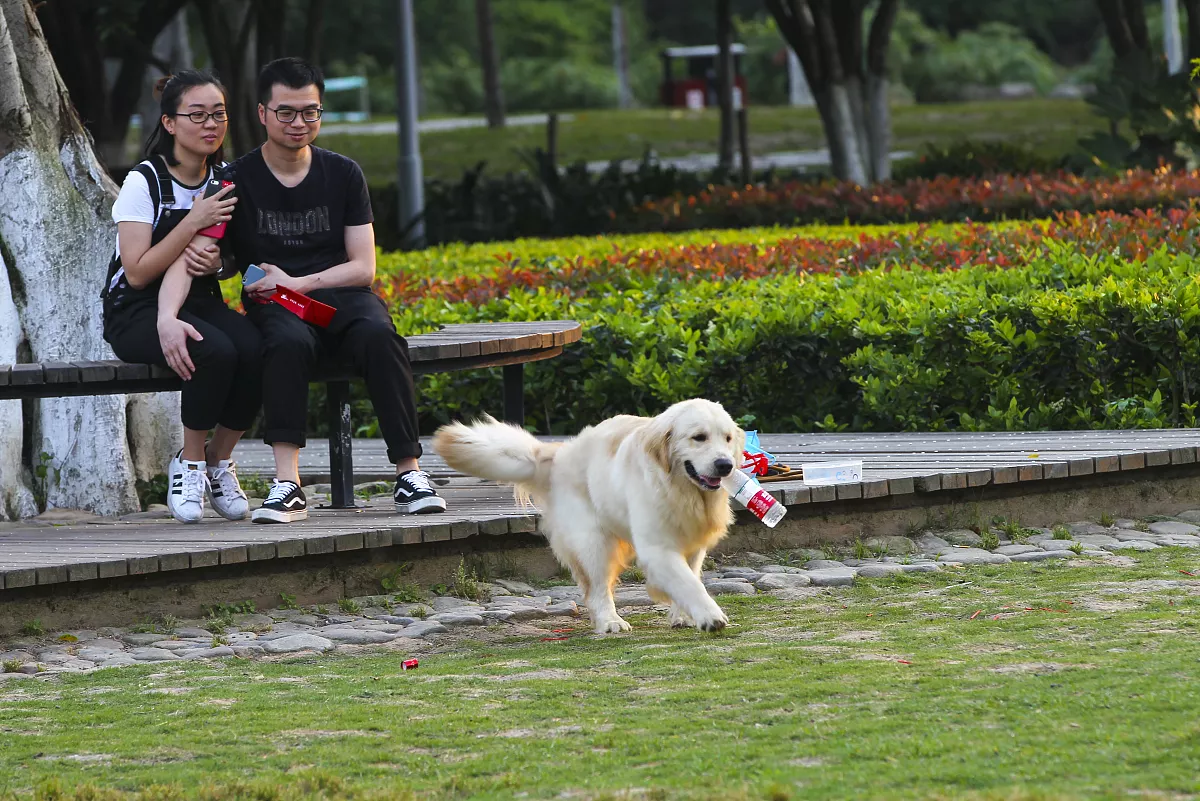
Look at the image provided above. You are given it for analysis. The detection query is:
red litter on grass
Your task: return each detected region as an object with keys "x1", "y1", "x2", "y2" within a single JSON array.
[
  {"x1": 969, "y1": 610, "x2": 982, "y2": 620},
  {"x1": 401, "y1": 659, "x2": 419, "y2": 671},
  {"x1": 897, "y1": 660, "x2": 912, "y2": 665},
  {"x1": 1180, "y1": 570, "x2": 1197, "y2": 577}
]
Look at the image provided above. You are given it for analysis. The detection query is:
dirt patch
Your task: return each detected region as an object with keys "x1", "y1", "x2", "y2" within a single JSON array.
[
  {"x1": 1076, "y1": 598, "x2": 1143, "y2": 612},
  {"x1": 488, "y1": 669, "x2": 574, "y2": 682},
  {"x1": 202, "y1": 698, "x2": 238, "y2": 707},
  {"x1": 832, "y1": 630, "x2": 881, "y2": 643},
  {"x1": 789, "y1": 757, "x2": 826, "y2": 767},
  {"x1": 142, "y1": 687, "x2": 192, "y2": 695},
  {"x1": 988, "y1": 662, "x2": 1097, "y2": 674},
  {"x1": 279, "y1": 729, "x2": 388, "y2": 739},
  {"x1": 38, "y1": 754, "x2": 112, "y2": 764}
]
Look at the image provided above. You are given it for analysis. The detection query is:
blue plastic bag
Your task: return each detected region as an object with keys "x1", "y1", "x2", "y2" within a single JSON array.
[{"x1": 743, "y1": 430, "x2": 777, "y2": 465}]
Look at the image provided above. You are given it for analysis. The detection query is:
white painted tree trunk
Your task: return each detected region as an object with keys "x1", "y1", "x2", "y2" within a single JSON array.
[
  {"x1": 822, "y1": 82, "x2": 869, "y2": 185},
  {"x1": 866, "y1": 73, "x2": 892, "y2": 182},
  {"x1": 0, "y1": 250, "x2": 37, "y2": 522},
  {"x1": 0, "y1": 0, "x2": 171, "y2": 517}
]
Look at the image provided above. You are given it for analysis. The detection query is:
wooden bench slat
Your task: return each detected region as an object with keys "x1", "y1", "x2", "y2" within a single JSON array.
[
  {"x1": 70, "y1": 361, "x2": 117, "y2": 382},
  {"x1": 10, "y1": 364, "x2": 44, "y2": 386},
  {"x1": 43, "y1": 361, "x2": 80, "y2": 384}
]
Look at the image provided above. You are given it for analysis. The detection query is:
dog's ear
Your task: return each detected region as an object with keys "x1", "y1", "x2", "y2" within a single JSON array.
[{"x1": 645, "y1": 424, "x2": 673, "y2": 474}]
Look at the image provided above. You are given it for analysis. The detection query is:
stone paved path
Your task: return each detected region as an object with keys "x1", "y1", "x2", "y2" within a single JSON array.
[{"x1": 3, "y1": 512, "x2": 1199, "y2": 680}]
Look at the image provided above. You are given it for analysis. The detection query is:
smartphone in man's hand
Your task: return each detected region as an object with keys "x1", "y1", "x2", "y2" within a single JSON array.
[{"x1": 243, "y1": 264, "x2": 267, "y2": 285}]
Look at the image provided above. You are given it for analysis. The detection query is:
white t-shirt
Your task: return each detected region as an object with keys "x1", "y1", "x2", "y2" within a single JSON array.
[{"x1": 111, "y1": 161, "x2": 218, "y2": 260}]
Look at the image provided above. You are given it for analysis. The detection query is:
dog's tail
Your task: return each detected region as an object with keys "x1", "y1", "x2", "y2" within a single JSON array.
[{"x1": 432, "y1": 415, "x2": 556, "y2": 505}]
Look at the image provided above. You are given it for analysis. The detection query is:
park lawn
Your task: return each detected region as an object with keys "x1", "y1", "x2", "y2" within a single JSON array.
[
  {"x1": 2, "y1": 548, "x2": 1198, "y2": 800},
  {"x1": 321, "y1": 98, "x2": 1107, "y2": 184}
]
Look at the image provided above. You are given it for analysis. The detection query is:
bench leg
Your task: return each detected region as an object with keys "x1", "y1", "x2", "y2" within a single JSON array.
[
  {"x1": 327, "y1": 381, "x2": 355, "y2": 509},
  {"x1": 503, "y1": 363, "x2": 525, "y2": 426}
]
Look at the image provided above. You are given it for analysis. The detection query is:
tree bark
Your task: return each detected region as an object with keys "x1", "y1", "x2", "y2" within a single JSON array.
[
  {"x1": 303, "y1": 0, "x2": 326, "y2": 63},
  {"x1": 37, "y1": 0, "x2": 187, "y2": 169},
  {"x1": 767, "y1": 0, "x2": 889, "y2": 184},
  {"x1": 195, "y1": 0, "x2": 262, "y2": 157},
  {"x1": 0, "y1": 0, "x2": 145, "y2": 517},
  {"x1": 865, "y1": 0, "x2": 899, "y2": 181},
  {"x1": 475, "y1": 0, "x2": 505, "y2": 129},
  {"x1": 716, "y1": 0, "x2": 735, "y2": 173},
  {"x1": 1096, "y1": 0, "x2": 1151, "y2": 61},
  {"x1": 1181, "y1": 0, "x2": 1200, "y2": 62}
]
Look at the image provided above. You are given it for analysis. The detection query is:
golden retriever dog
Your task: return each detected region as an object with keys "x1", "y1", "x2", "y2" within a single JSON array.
[{"x1": 432, "y1": 399, "x2": 745, "y2": 634}]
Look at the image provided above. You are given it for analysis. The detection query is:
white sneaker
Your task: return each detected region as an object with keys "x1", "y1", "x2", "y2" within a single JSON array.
[
  {"x1": 207, "y1": 460, "x2": 249, "y2": 520},
  {"x1": 167, "y1": 451, "x2": 209, "y2": 524}
]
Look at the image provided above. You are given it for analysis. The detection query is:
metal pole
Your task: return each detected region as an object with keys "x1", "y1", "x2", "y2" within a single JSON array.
[
  {"x1": 1164, "y1": 0, "x2": 1184, "y2": 74},
  {"x1": 395, "y1": 0, "x2": 425, "y2": 248}
]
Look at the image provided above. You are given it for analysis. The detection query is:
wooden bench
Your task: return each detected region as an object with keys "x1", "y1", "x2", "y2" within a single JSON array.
[{"x1": 0, "y1": 320, "x2": 582, "y2": 509}]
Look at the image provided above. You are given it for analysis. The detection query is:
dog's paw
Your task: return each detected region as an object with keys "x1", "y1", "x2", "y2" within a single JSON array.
[
  {"x1": 595, "y1": 617, "x2": 632, "y2": 634},
  {"x1": 668, "y1": 605, "x2": 693, "y2": 629},
  {"x1": 695, "y1": 611, "x2": 729, "y2": 632}
]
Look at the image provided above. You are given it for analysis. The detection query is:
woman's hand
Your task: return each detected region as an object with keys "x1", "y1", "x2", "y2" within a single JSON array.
[
  {"x1": 157, "y1": 315, "x2": 204, "y2": 380},
  {"x1": 186, "y1": 183, "x2": 237, "y2": 231}
]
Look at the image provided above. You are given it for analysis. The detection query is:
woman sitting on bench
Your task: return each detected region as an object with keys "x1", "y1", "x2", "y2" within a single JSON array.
[{"x1": 102, "y1": 71, "x2": 261, "y2": 525}]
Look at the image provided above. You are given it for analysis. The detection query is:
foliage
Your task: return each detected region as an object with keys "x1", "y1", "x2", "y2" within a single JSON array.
[
  {"x1": 892, "y1": 140, "x2": 1069, "y2": 181},
  {"x1": 630, "y1": 168, "x2": 1200, "y2": 232},
  {"x1": 135, "y1": 473, "x2": 169, "y2": 510},
  {"x1": 890, "y1": 15, "x2": 1061, "y2": 103},
  {"x1": 364, "y1": 209, "x2": 1200, "y2": 437},
  {"x1": 1081, "y1": 58, "x2": 1200, "y2": 172}
]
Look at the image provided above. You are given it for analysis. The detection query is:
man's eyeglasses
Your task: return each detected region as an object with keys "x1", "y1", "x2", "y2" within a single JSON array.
[
  {"x1": 265, "y1": 105, "x2": 323, "y2": 123},
  {"x1": 174, "y1": 110, "x2": 228, "y2": 124}
]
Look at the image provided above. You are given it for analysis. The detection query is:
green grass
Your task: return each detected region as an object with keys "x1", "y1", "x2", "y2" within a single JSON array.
[
  {"x1": 3, "y1": 549, "x2": 1199, "y2": 799},
  {"x1": 320, "y1": 98, "x2": 1107, "y2": 184}
]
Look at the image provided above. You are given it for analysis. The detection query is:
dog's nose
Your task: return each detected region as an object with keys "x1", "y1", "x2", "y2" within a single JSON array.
[{"x1": 714, "y1": 458, "x2": 734, "y2": 477}]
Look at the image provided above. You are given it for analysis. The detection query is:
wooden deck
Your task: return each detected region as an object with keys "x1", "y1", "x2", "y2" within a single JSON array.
[{"x1": 2, "y1": 429, "x2": 1200, "y2": 593}]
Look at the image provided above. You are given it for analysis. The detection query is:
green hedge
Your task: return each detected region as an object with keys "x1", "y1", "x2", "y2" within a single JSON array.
[{"x1": 338, "y1": 241, "x2": 1200, "y2": 437}]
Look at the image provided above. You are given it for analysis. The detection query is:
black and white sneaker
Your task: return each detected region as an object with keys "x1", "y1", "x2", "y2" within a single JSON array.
[
  {"x1": 394, "y1": 470, "x2": 447, "y2": 514},
  {"x1": 251, "y1": 480, "x2": 308, "y2": 524}
]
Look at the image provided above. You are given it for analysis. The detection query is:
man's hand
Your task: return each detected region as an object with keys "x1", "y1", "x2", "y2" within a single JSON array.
[
  {"x1": 244, "y1": 263, "x2": 307, "y2": 299},
  {"x1": 183, "y1": 239, "x2": 222, "y2": 277}
]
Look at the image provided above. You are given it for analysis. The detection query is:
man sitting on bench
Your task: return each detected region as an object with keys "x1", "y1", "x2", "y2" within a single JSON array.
[{"x1": 230, "y1": 57, "x2": 446, "y2": 523}]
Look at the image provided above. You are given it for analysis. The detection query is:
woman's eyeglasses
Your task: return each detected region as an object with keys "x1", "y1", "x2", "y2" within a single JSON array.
[
  {"x1": 265, "y1": 106, "x2": 324, "y2": 123},
  {"x1": 174, "y1": 110, "x2": 229, "y2": 124}
]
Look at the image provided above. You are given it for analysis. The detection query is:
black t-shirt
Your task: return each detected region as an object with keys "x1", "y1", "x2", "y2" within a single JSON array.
[{"x1": 229, "y1": 145, "x2": 373, "y2": 277}]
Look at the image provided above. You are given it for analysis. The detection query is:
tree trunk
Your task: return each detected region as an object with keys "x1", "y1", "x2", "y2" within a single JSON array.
[
  {"x1": 303, "y1": 0, "x2": 326, "y2": 63},
  {"x1": 139, "y1": 10, "x2": 194, "y2": 161},
  {"x1": 196, "y1": 0, "x2": 261, "y2": 157},
  {"x1": 612, "y1": 1, "x2": 633, "y2": 109},
  {"x1": 1182, "y1": 0, "x2": 1200, "y2": 61},
  {"x1": 715, "y1": 0, "x2": 735, "y2": 173},
  {"x1": 475, "y1": 0, "x2": 505, "y2": 129},
  {"x1": 843, "y1": 74, "x2": 872, "y2": 181},
  {"x1": 1096, "y1": 0, "x2": 1151, "y2": 61},
  {"x1": 865, "y1": 72, "x2": 891, "y2": 182},
  {"x1": 823, "y1": 82, "x2": 869, "y2": 185},
  {"x1": 0, "y1": 0, "x2": 146, "y2": 517}
]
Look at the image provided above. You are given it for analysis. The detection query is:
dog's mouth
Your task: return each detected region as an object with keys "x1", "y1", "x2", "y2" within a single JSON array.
[{"x1": 684, "y1": 460, "x2": 723, "y2": 491}]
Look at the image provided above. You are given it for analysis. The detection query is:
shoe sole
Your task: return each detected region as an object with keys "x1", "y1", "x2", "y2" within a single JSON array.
[
  {"x1": 207, "y1": 495, "x2": 249, "y2": 521},
  {"x1": 395, "y1": 496, "x2": 447, "y2": 514},
  {"x1": 252, "y1": 508, "x2": 309, "y2": 524}
]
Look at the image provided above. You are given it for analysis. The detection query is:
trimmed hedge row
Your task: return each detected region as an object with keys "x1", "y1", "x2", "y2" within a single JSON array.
[{"x1": 355, "y1": 234, "x2": 1200, "y2": 438}]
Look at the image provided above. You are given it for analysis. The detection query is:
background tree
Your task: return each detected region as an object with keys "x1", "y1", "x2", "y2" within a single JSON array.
[
  {"x1": 0, "y1": 0, "x2": 167, "y2": 519},
  {"x1": 35, "y1": 0, "x2": 187, "y2": 168},
  {"x1": 765, "y1": 0, "x2": 901, "y2": 184},
  {"x1": 476, "y1": 0, "x2": 506, "y2": 128}
]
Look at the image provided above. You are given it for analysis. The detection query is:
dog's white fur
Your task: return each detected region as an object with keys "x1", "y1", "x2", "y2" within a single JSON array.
[{"x1": 433, "y1": 399, "x2": 745, "y2": 634}]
